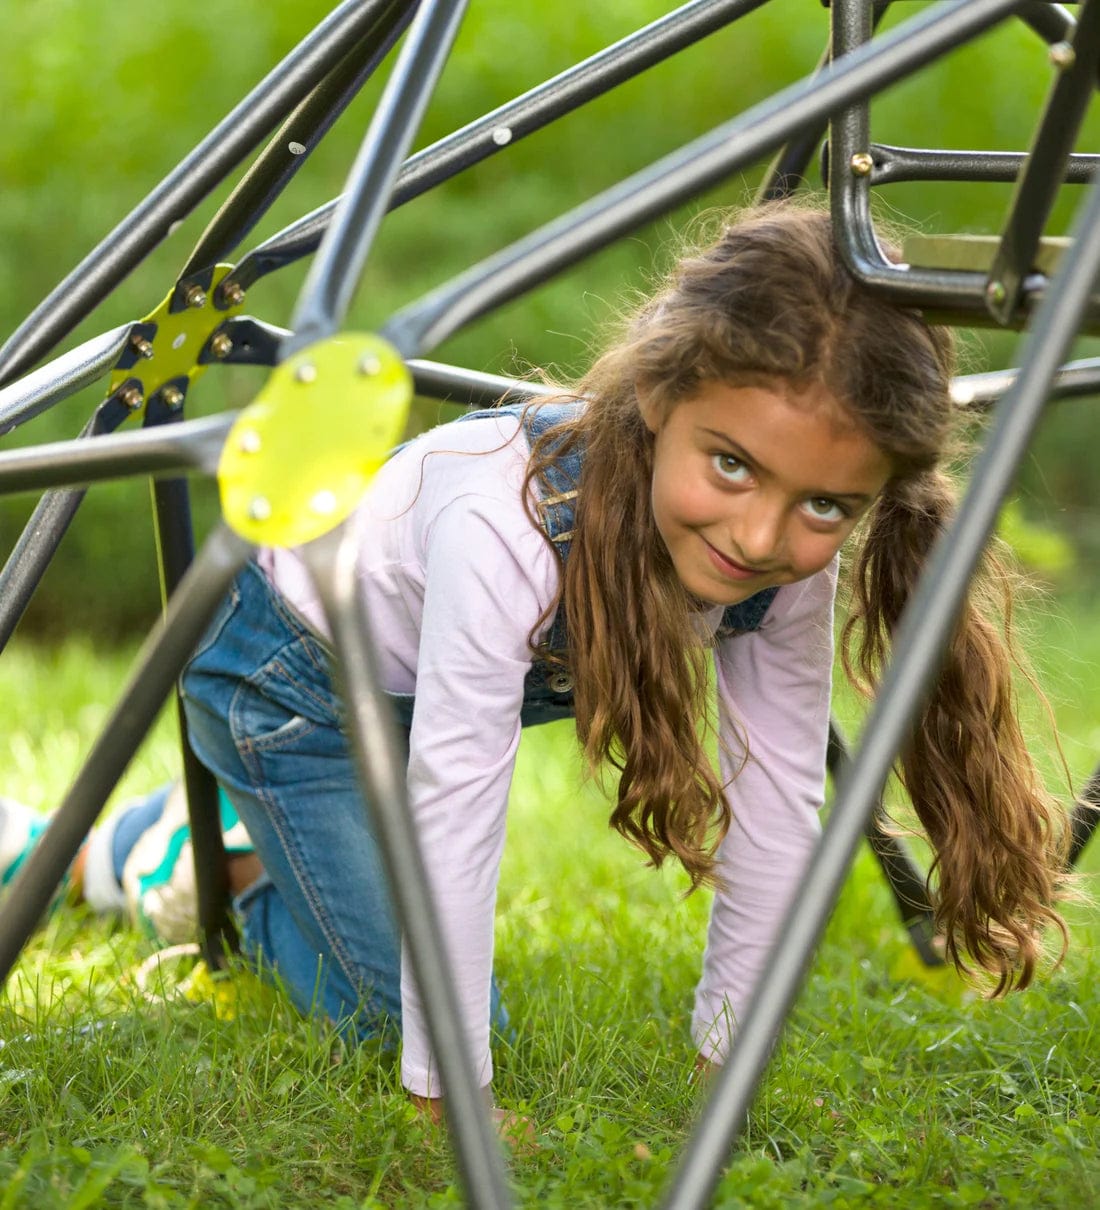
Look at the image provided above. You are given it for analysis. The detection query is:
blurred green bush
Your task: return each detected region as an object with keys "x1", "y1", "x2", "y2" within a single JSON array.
[{"x1": 1, "y1": 1, "x2": 1097, "y2": 636}]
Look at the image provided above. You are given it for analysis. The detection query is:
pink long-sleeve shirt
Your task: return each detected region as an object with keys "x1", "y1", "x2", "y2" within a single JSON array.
[{"x1": 258, "y1": 410, "x2": 832, "y2": 1097}]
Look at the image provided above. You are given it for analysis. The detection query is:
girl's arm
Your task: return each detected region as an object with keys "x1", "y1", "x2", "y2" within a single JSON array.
[
  {"x1": 398, "y1": 491, "x2": 556, "y2": 1100},
  {"x1": 692, "y1": 560, "x2": 837, "y2": 1063}
]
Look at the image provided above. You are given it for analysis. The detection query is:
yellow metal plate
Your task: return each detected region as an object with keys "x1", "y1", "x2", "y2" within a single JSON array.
[
  {"x1": 219, "y1": 334, "x2": 412, "y2": 548},
  {"x1": 107, "y1": 264, "x2": 244, "y2": 404}
]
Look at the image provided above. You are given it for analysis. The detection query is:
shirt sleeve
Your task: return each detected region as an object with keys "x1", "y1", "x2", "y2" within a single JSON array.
[
  {"x1": 398, "y1": 492, "x2": 556, "y2": 1097},
  {"x1": 692, "y1": 560, "x2": 837, "y2": 1062}
]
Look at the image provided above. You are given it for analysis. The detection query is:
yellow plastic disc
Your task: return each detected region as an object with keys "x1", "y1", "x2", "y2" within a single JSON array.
[{"x1": 218, "y1": 333, "x2": 412, "y2": 548}]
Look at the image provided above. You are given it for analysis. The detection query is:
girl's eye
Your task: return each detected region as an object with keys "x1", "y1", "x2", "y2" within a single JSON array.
[
  {"x1": 712, "y1": 453, "x2": 750, "y2": 483},
  {"x1": 802, "y1": 497, "x2": 846, "y2": 523}
]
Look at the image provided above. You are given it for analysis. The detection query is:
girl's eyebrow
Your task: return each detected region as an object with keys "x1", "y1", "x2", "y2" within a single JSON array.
[{"x1": 698, "y1": 426, "x2": 876, "y2": 505}]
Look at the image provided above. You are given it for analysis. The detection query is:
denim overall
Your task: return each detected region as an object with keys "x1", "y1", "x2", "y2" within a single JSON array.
[{"x1": 180, "y1": 402, "x2": 776, "y2": 1040}]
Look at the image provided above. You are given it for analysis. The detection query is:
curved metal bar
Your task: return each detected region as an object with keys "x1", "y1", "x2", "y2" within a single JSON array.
[
  {"x1": 233, "y1": 0, "x2": 771, "y2": 290},
  {"x1": 0, "y1": 325, "x2": 131, "y2": 437},
  {"x1": 0, "y1": 413, "x2": 234, "y2": 496},
  {"x1": 381, "y1": 0, "x2": 1024, "y2": 358},
  {"x1": 181, "y1": 0, "x2": 418, "y2": 286},
  {"x1": 303, "y1": 525, "x2": 513, "y2": 1210},
  {"x1": 286, "y1": 0, "x2": 469, "y2": 355},
  {"x1": 952, "y1": 355, "x2": 1100, "y2": 407},
  {"x1": 0, "y1": 0, "x2": 396, "y2": 388},
  {"x1": 660, "y1": 152, "x2": 1100, "y2": 1210},
  {"x1": 1018, "y1": 1, "x2": 1077, "y2": 43},
  {"x1": 408, "y1": 359, "x2": 559, "y2": 406}
]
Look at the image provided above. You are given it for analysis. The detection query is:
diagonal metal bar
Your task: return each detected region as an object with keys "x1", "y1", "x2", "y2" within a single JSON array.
[
  {"x1": 302, "y1": 525, "x2": 512, "y2": 1210},
  {"x1": 232, "y1": 0, "x2": 771, "y2": 290},
  {"x1": 0, "y1": 325, "x2": 131, "y2": 437},
  {"x1": 660, "y1": 151, "x2": 1100, "y2": 1210},
  {"x1": 987, "y1": 0, "x2": 1100, "y2": 323},
  {"x1": 0, "y1": 524, "x2": 251, "y2": 985},
  {"x1": 381, "y1": 0, "x2": 1026, "y2": 359},
  {"x1": 285, "y1": 0, "x2": 468, "y2": 356},
  {"x1": 0, "y1": 397, "x2": 136, "y2": 655},
  {"x1": 1018, "y1": 1, "x2": 1077, "y2": 43},
  {"x1": 181, "y1": 0, "x2": 418, "y2": 286},
  {"x1": 0, "y1": 0, "x2": 395, "y2": 388},
  {"x1": 0, "y1": 413, "x2": 234, "y2": 497}
]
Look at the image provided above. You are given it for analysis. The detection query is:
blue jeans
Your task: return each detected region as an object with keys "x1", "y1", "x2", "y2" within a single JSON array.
[{"x1": 180, "y1": 560, "x2": 506, "y2": 1042}]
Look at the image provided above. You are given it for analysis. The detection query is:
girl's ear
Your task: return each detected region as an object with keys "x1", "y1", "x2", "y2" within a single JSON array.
[{"x1": 635, "y1": 381, "x2": 662, "y2": 433}]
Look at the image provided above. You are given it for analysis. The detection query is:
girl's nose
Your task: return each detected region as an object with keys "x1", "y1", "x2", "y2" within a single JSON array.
[{"x1": 731, "y1": 499, "x2": 784, "y2": 565}]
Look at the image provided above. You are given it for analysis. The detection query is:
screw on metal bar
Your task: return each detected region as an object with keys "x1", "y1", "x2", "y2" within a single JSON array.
[
  {"x1": 220, "y1": 281, "x2": 246, "y2": 307},
  {"x1": 491, "y1": 126, "x2": 512, "y2": 146},
  {"x1": 294, "y1": 363, "x2": 318, "y2": 384},
  {"x1": 358, "y1": 355, "x2": 382, "y2": 376},
  {"x1": 238, "y1": 429, "x2": 262, "y2": 455},
  {"x1": 248, "y1": 496, "x2": 272, "y2": 521},
  {"x1": 161, "y1": 385, "x2": 185, "y2": 409},
  {"x1": 209, "y1": 332, "x2": 233, "y2": 359},
  {"x1": 1050, "y1": 41, "x2": 1076, "y2": 71},
  {"x1": 849, "y1": 151, "x2": 874, "y2": 177},
  {"x1": 130, "y1": 334, "x2": 155, "y2": 359},
  {"x1": 986, "y1": 279, "x2": 1007, "y2": 306},
  {"x1": 118, "y1": 385, "x2": 143, "y2": 411},
  {"x1": 184, "y1": 284, "x2": 207, "y2": 309}
]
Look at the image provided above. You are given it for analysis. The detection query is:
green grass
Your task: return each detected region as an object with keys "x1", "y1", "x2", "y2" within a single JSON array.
[{"x1": 1, "y1": 595, "x2": 1100, "y2": 1208}]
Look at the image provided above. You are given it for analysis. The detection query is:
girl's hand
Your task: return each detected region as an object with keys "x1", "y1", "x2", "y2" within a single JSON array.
[{"x1": 409, "y1": 1093, "x2": 537, "y2": 1151}]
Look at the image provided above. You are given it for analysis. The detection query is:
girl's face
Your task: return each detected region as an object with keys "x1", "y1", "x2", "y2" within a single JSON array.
[{"x1": 640, "y1": 379, "x2": 892, "y2": 606}]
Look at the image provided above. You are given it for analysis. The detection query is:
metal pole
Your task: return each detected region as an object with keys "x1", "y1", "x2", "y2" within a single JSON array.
[
  {"x1": 0, "y1": 398, "x2": 133, "y2": 655},
  {"x1": 182, "y1": 0, "x2": 418, "y2": 287},
  {"x1": 233, "y1": 0, "x2": 771, "y2": 290},
  {"x1": 0, "y1": 413, "x2": 234, "y2": 496},
  {"x1": 303, "y1": 527, "x2": 513, "y2": 1210},
  {"x1": 0, "y1": 526, "x2": 251, "y2": 984},
  {"x1": 0, "y1": 0, "x2": 393, "y2": 387},
  {"x1": 285, "y1": 0, "x2": 469, "y2": 355},
  {"x1": 661, "y1": 152, "x2": 1100, "y2": 1210},
  {"x1": 381, "y1": 0, "x2": 1025, "y2": 359}
]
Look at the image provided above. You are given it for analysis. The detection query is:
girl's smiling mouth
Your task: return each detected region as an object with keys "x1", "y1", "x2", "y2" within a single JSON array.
[{"x1": 702, "y1": 537, "x2": 768, "y2": 581}]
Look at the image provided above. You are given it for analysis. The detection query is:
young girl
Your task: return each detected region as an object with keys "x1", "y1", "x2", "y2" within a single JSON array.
[{"x1": 1, "y1": 204, "x2": 1069, "y2": 1116}]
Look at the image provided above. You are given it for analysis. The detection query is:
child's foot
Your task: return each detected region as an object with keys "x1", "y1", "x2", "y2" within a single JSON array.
[
  {"x1": 0, "y1": 797, "x2": 48, "y2": 889},
  {"x1": 121, "y1": 783, "x2": 254, "y2": 944}
]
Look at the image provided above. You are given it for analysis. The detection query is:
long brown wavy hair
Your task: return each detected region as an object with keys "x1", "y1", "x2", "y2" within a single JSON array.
[{"x1": 521, "y1": 202, "x2": 1068, "y2": 993}]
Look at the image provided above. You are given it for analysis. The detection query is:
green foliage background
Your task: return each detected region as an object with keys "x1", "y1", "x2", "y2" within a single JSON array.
[{"x1": 2, "y1": 0, "x2": 1100, "y2": 635}]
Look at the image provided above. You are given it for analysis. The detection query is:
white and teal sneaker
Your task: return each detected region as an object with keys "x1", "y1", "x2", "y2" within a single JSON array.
[
  {"x1": 121, "y1": 783, "x2": 253, "y2": 944},
  {"x1": 0, "y1": 797, "x2": 48, "y2": 890}
]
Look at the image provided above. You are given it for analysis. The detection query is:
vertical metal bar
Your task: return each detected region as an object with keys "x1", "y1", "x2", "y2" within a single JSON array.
[
  {"x1": 0, "y1": 0, "x2": 395, "y2": 388},
  {"x1": 181, "y1": 0, "x2": 418, "y2": 286},
  {"x1": 303, "y1": 527, "x2": 512, "y2": 1210},
  {"x1": 144, "y1": 393, "x2": 237, "y2": 964},
  {"x1": 987, "y1": 0, "x2": 1100, "y2": 323},
  {"x1": 0, "y1": 526, "x2": 251, "y2": 985},
  {"x1": 382, "y1": 0, "x2": 1024, "y2": 359},
  {"x1": 285, "y1": 0, "x2": 468, "y2": 356},
  {"x1": 660, "y1": 159, "x2": 1100, "y2": 1210},
  {"x1": 1069, "y1": 765, "x2": 1100, "y2": 866},
  {"x1": 0, "y1": 398, "x2": 133, "y2": 655}
]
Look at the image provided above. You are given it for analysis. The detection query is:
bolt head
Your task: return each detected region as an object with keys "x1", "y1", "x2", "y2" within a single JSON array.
[
  {"x1": 238, "y1": 429, "x2": 262, "y2": 455},
  {"x1": 119, "y1": 386, "x2": 143, "y2": 410},
  {"x1": 310, "y1": 489, "x2": 338, "y2": 516},
  {"x1": 248, "y1": 496, "x2": 272, "y2": 522},
  {"x1": 130, "y1": 335, "x2": 154, "y2": 359},
  {"x1": 357, "y1": 355, "x2": 382, "y2": 377},
  {"x1": 294, "y1": 363, "x2": 318, "y2": 384},
  {"x1": 1050, "y1": 41, "x2": 1075, "y2": 70},
  {"x1": 221, "y1": 281, "x2": 245, "y2": 307},
  {"x1": 210, "y1": 332, "x2": 233, "y2": 359},
  {"x1": 849, "y1": 151, "x2": 874, "y2": 177},
  {"x1": 162, "y1": 385, "x2": 185, "y2": 409},
  {"x1": 986, "y1": 279, "x2": 1007, "y2": 306},
  {"x1": 184, "y1": 284, "x2": 207, "y2": 309}
]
